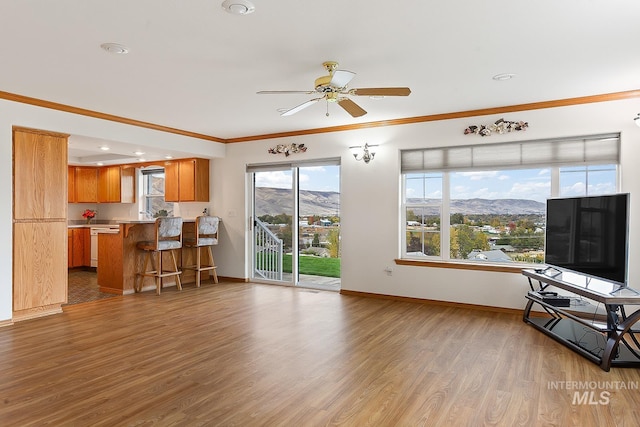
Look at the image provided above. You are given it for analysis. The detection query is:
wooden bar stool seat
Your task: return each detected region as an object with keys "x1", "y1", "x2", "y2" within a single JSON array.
[
  {"x1": 135, "y1": 217, "x2": 183, "y2": 295},
  {"x1": 182, "y1": 216, "x2": 219, "y2": 287}
]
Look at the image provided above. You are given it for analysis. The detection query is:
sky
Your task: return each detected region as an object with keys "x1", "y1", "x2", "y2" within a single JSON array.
[
  {"x1": 255, "y1": 165, "x2": 340, "y2": 192},
  {"x1": 406, "y1": 166, "x2": 617, "y2": 203},
  {"x1": 254, "y1": 165, "x2": 617, "y2": 201}
]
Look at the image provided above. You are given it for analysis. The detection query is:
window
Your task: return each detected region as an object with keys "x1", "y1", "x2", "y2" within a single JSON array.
[
  {"x1": 140, "y1": 168, "x2": 174, "y2": 217},
  {"x1": 401, "y1": 134, "x2": 620, "y2": 265}
]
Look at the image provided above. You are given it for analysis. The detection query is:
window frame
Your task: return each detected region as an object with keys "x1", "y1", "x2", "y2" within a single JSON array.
[
  {"x1": 400, "y1": 135, "x2": 620, "y2": 267},
  {"x1": 139, "y1": 167, "x2": 174, "y2": 218}
]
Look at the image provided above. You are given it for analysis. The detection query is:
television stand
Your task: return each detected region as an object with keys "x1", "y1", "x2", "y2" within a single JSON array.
[{"x1": 522, "y1": 269, "x2": 640, "y2": 371}]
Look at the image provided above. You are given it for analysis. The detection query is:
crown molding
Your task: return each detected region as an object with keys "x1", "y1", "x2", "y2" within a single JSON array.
[
  {"x1": 0, "y1": 90, "x2": 226, "y2": 143},
  {"x1": 2, "y1": 89, "x2": 639, "y2": 144}
]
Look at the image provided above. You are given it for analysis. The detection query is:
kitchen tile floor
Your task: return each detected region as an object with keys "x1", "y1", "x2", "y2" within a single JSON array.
[{"x1": 65, "y1": 270, "x2": 119, "y2": 305}]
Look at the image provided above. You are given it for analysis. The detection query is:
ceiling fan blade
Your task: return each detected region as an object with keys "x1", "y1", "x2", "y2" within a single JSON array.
[
  {"x1": 280, "y1": 97, "x2": 323, "y2": 116},
  {"x1": 351, "y1": 87, "x2": 411, "y2": 96},
  {"x1": 338, "y1": 98, "x2": 367, "y2": 117},
  {"x1": 330, "y1": 70, "x2": 356, "y2": 89},
  {"x1": 257, "y1": 90, "x2": 316, "y2": 95}
]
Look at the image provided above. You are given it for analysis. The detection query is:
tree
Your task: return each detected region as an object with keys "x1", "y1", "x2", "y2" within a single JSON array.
[
  {"x1": 312, "y1": 233, "x2": 320, "y2": 247},
  {"x1": 327, "y1": 229, "x2": 340, "y2": 258},
  {"x1": 451, "y1": 213, "x2": 464, "y2": 225},
  {"x1": 406, "y1": 209, "x2": 419, "y2": 223},
  {"x1": 451, "y1": 225, "x2": 488, "y2": 258}
]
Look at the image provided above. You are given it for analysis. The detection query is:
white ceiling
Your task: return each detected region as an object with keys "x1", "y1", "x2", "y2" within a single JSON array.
[{"x1": 3, "y1": 1, "x2": 640, "y2": 163}]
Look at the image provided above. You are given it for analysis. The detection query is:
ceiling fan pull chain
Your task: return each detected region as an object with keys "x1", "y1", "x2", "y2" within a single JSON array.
[{"x1": 326, "y1": 101, "x2": 330, "y2": 117}]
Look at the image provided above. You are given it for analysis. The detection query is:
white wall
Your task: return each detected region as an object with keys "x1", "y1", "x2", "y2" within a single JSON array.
[
  {"x1": 2, "y1": 97, "x2": 640, "y2": 323},
  {"x1": 213, "y1": 98, "x2": 640, "y2": 310},
  {"x1": 0, "y1": 99, "x2": 225, "y2": 322}
]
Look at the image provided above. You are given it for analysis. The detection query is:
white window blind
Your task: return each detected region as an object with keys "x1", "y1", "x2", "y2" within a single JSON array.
[
  {"x1": 401, "y1": 133, "x2": 620, "y2": 173},
  {"x1": 247, "y1": 158, "x2": 340, "y2": 173}
]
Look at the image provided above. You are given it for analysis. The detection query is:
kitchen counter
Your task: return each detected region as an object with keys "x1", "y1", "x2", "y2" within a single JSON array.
[{"x1": 96, "y1": 220, "x2": 204, "y2": 294}]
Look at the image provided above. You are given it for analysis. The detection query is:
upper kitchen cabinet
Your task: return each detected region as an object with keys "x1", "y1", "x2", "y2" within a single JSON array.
[
  {"x1": 68, "y1": 166, "x2": 99, "y2": 203},
  {"x1": 164, "y1": 158, "x2": 209, "y2": 202},
  {"x1": 98, "y1": 165, "x2": 135, "y2": 203}
]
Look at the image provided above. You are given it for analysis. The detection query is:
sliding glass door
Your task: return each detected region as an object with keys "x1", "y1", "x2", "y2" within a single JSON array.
[{"x1": 250, "y1": 161, "x2": 340, "y2": 290}]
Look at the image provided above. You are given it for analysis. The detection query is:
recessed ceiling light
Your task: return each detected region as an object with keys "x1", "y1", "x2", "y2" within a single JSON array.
[
  {"x1": 221, "y1": 0, "x2": 255, "y2": 15},
  {"x1": 96, "y1": 162, "x2": 104, "y2": 166},
  {"x1": 493, "y1": 73, "x2": 516, "y2": 81},
  {"x1": 137, "y1": 158, "x2": 146, "y2": 162},
  {"x1": 99, "y1": 146, "x2": 110, "y2": 151},
  {"x1": 100, "y1": 43, "x2": 129, "y2": 54},
  {"x1": 164, "y1": 155, "x2": 174, "y2": 159},
  {"x1": 134, "y1": 151, "x2": 145, "y2": 156}
]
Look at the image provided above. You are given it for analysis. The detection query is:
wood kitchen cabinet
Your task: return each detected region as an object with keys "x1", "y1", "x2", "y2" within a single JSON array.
[
  {"x1": 68, "y1": 167, "x2": 76, "y2": 203},
  {"x1": 68, "y1": 166, "x2": 99, "y2": 203},
  {"x1": 13, "y1": 127, "x2": 68, "y2": 321},
  {"x1": 164, "y1": 158, "x2": 209, "y2": 202},
  {"x1": 98, "y1": 165, "x2": 135, "y2": 203},
  {"x1": 68, "y1": 227, "x2": 90, "y2": 268}
]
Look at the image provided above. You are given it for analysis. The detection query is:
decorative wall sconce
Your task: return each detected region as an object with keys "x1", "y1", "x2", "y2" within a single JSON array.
[
  {"x1": 635, "y1": 113, "x2": 640, "y2": 128},
  {"x1": 350, "y1": 143, "x2": 377, "y2": 163}
]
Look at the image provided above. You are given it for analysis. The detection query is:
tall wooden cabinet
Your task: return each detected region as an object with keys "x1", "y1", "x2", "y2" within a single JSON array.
[
  {"x1": 164, "y1": 158, "x2": 209, "y2": 202},
  {"x1": 13, "y1": 127, "x2": 69, "y2": 320}
]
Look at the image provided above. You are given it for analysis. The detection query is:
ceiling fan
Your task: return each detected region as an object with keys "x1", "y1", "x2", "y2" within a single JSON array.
[{"x1": 257, "y1": 61, "x2": 411, "y2": 118}]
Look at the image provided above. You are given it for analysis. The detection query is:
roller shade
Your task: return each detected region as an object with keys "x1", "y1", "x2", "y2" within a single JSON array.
[
  {"x1": 401, "y1": 133, "x2": 620, "y2": 173},
  {"x1": 247, "y1": 158, "x2": 340, "y2": 173}
]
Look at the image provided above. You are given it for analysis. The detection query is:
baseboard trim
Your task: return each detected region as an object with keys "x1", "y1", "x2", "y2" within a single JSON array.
[
  {"x1": 218, "y1": 276, "x2": 250, "y2": 283},
  {"x1": 0, "y1": 319, "x2": 14, "y2": 328},
  {"x1": 339, "y1": 289, "x2": 524, "y2": 316},
  {"x1": 12, "y1": 304, "x2": 63, "y2": 322}
]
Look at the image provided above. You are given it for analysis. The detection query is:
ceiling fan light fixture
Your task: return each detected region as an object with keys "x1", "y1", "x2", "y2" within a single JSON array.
[{"x1": 221, "y1": 0, "x2": 255, "y2": 15}]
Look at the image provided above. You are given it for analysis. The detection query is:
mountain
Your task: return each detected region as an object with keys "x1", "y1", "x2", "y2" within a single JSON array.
[
  {"x1": 407, "y1": 198, "x2": 545, "y2": 215},
  {"x1": 255, "y1": 187, "x2": 340, "y2": 216},
  {"x1": 255, "y1": 187, "x2": 544, "y2": 217}
]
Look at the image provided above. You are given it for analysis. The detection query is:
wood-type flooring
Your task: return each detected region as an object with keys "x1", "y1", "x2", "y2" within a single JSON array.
[{"x1": 1, "y1": 281, "x2": 639, "y2": 426}]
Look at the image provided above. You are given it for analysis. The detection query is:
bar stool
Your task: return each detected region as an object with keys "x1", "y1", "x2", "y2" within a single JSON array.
[
  {"x1": 135, "y1": 217, "x2": 183, "y2": 295},
  {"x1": 182, "y1": 216, "x2": 219, "y2": 287}
]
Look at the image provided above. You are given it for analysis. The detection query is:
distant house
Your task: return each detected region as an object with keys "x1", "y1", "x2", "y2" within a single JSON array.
[
  {"x1": 490, "y1": 244, "x2": 516, "y2": 252},
  {"x1": 407, "y1": 220, "x2": 421, "y2": 226},
  {"x1": 319, "y1": 219, "x2": 332, "y2": 226},
  {"x1": 467, "y1": 249, "x2": 513, "y2": 262}
]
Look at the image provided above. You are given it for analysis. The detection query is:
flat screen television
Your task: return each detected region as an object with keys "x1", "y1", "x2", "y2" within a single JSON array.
[{"x1": 544, "y1": 193, "x2": 629, "y2": 286}]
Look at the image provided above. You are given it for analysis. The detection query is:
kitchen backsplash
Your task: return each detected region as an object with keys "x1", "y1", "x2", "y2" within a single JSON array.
[{"x1": 68, "y1": 202, "x2": 213, "y2": 222}]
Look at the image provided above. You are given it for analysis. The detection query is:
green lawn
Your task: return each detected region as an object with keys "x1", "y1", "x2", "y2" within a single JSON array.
[{"x1": 283, "y1": 254, "x2": 341, "y2": 277}]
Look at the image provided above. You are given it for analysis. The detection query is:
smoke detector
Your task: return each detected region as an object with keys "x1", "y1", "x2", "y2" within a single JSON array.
[
  {"x1": 221, "y1": 0, "x2": 255, "y2": 15},
  {"x1": 100, "y1": 43, "x2": 129, "y2": 54}
]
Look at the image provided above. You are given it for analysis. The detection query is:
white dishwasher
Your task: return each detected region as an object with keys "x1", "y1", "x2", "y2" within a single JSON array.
[{"x1": 90, "y1": 226, "x2": 120, "y2": 267}]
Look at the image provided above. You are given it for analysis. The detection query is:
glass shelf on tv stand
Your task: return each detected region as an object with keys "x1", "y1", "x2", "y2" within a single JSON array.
[{"x1": 522, "y1": 268, "x2": 640, "y2": 371}]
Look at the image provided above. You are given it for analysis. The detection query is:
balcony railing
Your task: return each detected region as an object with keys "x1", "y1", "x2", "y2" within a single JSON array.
[{"x1": 254, "y1": 219, "x2": 283, "y2": 281}]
